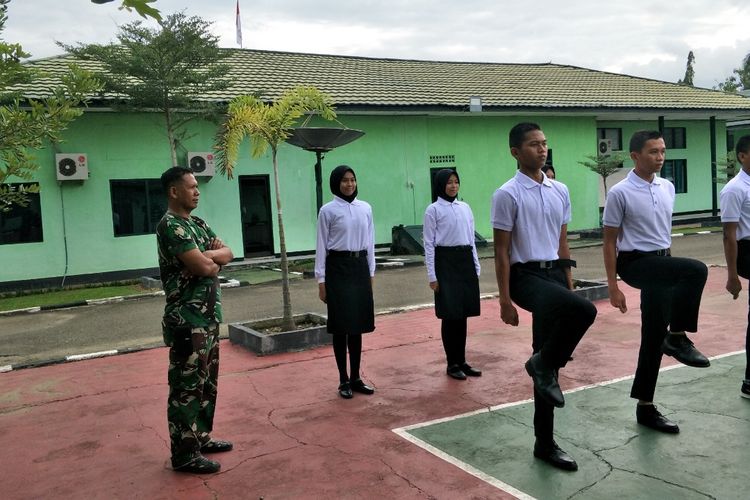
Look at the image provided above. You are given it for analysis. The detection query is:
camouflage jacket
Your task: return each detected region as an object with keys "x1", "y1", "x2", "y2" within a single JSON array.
[{"x1": 156, "y1": 212, "x2": 222, "y2": 329}]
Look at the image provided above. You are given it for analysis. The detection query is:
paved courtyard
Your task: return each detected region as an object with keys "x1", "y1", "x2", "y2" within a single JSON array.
[{"x1": 1, "y1": 267, "x2": 747, "y2": 499}]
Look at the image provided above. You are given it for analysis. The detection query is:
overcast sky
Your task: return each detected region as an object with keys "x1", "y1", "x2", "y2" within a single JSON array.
[{"x1": 4, "y1": 0, "x2": 750, "y2": 90}]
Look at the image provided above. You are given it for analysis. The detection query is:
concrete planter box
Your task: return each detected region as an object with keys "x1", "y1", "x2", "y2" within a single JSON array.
[
  {"x1": 228, "y1": 312, "x2": 329, "y2": 356},
  {"x1": 573, "y1": 280, "x2": 609, "y2": 302}
]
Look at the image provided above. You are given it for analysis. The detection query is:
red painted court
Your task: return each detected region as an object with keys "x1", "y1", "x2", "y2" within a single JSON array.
[{"x1": 1, "y1": 267, "x2": 747, "y2": 499}]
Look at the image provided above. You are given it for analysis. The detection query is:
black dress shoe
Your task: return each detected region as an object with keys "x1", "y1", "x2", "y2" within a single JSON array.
[
  {"x1": 447, "y1": 365, "x2": 467, "y2": 380},
  {"x1": 636, "y1": 404, "x2": 680, "y2": 433},
  {"x1": 200, "y1": 439, "x2": 233, "y2": 453},
  {"x1": 174, "y1": 455, "x2": 221, "y2": 474},
  {"x1": 525, "y1": 353, "x2": 564, "y2": 408},
  {"x1": 338, "y1": 381, "x2": 353, "y2": 399},
  {"x1": 533, "y1": 440, "x2": 578, "y2": 471},
  {"x1": 351, "y1": 378, "x2": 375, "y2": 395},
  {"x1": 460, "y1": 363, "x2": 482, "y2": 377},
  {"x1": 662, "y1": 334, "x2": 710, "y2": 368}
]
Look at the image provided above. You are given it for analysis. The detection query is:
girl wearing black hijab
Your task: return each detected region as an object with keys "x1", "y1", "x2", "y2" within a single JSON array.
[
  {"x1": 314, "y1": 165, "x2": 376, "y2": 399},
  {"x1": 423, "y1": 169, "x2": 481, "y2": 380}
]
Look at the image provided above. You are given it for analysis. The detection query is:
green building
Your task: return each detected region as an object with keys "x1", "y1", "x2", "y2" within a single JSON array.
[{"x1": 3, "y1": 49, "x2": 750, "y2": 289}]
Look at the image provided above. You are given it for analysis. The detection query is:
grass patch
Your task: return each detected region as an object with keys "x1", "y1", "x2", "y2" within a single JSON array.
[
  {"x1": 221, "y1": 267, "x2": 303, "y2": 285},
  {"x1": 0, "y1": 284, "x2": 148, "y2": 312}
]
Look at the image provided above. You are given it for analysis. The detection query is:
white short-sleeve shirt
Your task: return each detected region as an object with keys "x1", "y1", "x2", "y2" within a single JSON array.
[
  {"x1": 423, "y1": 197, "x2": 481, "y2": 282},
  {"x1": 602, "y1": 169, "x2": 674, "y2": 252},
  {"x1": 720, "y1": 168, "x2": 750, "y2": 241},
  {"x1": 490, "y1": 170, "x2": 572, "y2": 265},
  {"x1": 314, "y1": 196, "x2": 376, "y2": 283}
]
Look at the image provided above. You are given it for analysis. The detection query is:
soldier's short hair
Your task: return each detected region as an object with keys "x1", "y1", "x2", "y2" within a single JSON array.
[{"x1": 160, "y1": 166, "x2": 194, "y2": 194}]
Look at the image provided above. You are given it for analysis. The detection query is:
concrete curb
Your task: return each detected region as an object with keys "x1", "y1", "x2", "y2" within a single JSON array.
[
  {"x1": 0, "y1": 343, "x2": 160, "y2": 373},
  {"x1": 0, "y1": 290, "x2": 166, "y2": 317}
]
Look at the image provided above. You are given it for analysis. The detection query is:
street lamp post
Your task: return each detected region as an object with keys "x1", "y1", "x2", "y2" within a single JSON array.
[{"x1": 285, "y1": 127, "x2": 365, "y2": 213}]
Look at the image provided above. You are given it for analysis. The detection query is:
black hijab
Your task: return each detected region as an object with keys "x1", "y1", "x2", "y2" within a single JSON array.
[
  {"x1": 330, "y1": 165, "x2": 358, "y2": 203},
  {"x1": 434, "y1": 168, "x2": 459, "y2": 203}
]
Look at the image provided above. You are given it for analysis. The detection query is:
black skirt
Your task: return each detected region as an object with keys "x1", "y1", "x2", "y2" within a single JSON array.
[
  {"x1": 434, "y1": 246, "x2": 481, "y2": 320},
  {"x1": 325, "y1": 251, "x2": 375, "y2": 335}
]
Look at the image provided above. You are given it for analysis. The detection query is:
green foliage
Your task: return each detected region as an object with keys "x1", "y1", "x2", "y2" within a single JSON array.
[
  {"x1": 677, "y1": 51, "x2": 695, "y2": 86},
  {"x1": 61, "y1": 11, "x2": 231, "y2": 164},
  {"x1": 215, "y1": 86, "x2": 337, "y2": 179},
  {"x1": 119, "y1": 0, "x2": 161, "y2": 21},
  {"x1": 714, "y1": 151, "x2": 738, "y2": 185},
  {"x1": 1, "y1": 0, "x2": 102, "y2": 210},
  {"x1": 91, "y1": 0, "x2": 161, "y2": 21},
  {"x1": 215, "y1": 85, "x2": 336, "y2": 330},
  {"x1": 715, "y1": 53, "x2": 750, "y2": 93},
  {"x1": 578, "y1": 152, "x2": 628, "y2": 199}
]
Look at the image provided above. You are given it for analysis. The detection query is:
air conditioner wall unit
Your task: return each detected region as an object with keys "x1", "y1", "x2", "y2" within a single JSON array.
[
  {"x1": 598, "y1": 138, "x2": 613, "y2": 156},
  {"x1": 55, "y1": 153, "x2": 89, "y2": 180},
  {"x1": 187, "y1": 152, "x2": 216, "y2": 177}
]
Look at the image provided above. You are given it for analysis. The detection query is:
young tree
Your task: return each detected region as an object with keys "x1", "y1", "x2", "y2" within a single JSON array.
[
  {"x1": 215, "y1": 86, "x2": 336, "y2": 331},
  {"x1": 62, "y1": 12, "x2": 231, "y2": 166},
  {"x1": 716, "y1": 52, "x2": 750, "y2": 93},
  {"x1": 677, "y1": 50, "x2": 695, "y2": 86},
  {"x1": 578, "y1": 152, "x2": 629, "y2": 201},
  {"x1": 0, "y1": 0, "x2": 101, "y2": 210},
  {"x1": 714, "y1": 151, "x2": 738, "y2": 185}
]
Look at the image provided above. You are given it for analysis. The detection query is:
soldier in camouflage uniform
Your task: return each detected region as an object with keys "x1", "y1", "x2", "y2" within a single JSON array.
[{"x1": 157, "y1": 167, "x2": 234, "y2": 474}]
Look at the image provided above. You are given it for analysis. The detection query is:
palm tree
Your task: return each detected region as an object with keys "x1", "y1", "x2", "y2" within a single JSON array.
[{"x1": 215, "y1": 85, "x2": 336, "y2": 331}]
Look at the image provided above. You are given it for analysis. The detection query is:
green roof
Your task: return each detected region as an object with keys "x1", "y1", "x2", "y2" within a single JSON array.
[{"x1": 13, "y1": 49, "x2": 750, "y2": 117}]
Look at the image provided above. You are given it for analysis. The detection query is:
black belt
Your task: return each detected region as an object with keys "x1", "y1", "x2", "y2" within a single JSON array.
[
  {"x1": 328, "y1": 249, "x2": 367, "y2": 258},
  {"x1": 513, "y1": 259, "x2": 576, "y2": 270},
  {"x1": 435, "y1": 245, "x2": 472, "y2": 252},
  {"x1": 618, "y1": 249, "x2": 671, "y2": 257}
]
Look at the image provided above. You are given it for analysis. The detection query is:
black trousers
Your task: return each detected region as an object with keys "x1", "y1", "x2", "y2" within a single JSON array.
[
  {"x1": 736, "y1": 240, "x2": 750, "y2": 380},
  {"x1": 509, "y1": 265, "x2": 597, "y2": 443},
  {"x1": 616, "y1": 253, "x2": 708, "y2": 401}
]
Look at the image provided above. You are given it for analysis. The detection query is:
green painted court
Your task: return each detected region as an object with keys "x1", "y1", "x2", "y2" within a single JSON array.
[{"x1": 396, "y1": 352, "x2": 749, "y2": 500}]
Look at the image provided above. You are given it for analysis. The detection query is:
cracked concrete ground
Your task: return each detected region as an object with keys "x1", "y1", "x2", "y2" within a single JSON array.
[{"x1": 0, "y1": 267, "x2": 748, "y2": 499}]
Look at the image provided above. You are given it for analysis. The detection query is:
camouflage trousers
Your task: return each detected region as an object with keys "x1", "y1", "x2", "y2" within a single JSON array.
[{"x1": 166, "y1": 323, "x2": 220, "y2": 468}]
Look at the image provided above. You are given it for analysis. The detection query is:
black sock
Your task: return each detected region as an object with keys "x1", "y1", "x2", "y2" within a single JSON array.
[
  {"x1": 348, "y1": 334, "x2": 362, "y2": 381},
  {"x1": 332, "y1": 335, "x2": 348, "y2": 384}
]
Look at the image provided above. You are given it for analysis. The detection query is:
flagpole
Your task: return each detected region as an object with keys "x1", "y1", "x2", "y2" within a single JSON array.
[{"x1": 236, "y1": 0, "x2": 243, "y2": 48}]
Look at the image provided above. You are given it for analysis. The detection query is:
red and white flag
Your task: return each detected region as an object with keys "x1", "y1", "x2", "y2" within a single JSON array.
[{"x1": 235, "y1": 0, "x2": 243, "y2": 48}]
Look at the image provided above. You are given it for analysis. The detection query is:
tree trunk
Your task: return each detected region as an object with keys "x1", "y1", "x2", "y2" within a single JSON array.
[
  {"x1": 271, "y1": 148, "x2": 296, "y2": 331},
  {"x1": 164, "y1": 107, "x2": 178, "y2": 166}
]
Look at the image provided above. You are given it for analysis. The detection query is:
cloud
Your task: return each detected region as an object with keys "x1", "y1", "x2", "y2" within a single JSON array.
[{"x1": 3, "y1": 0, "x2": 750, "y2": 89}]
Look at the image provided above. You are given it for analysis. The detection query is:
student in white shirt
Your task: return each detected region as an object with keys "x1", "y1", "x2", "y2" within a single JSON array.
[
  {"x1": 492, "y1": 122, "x2": 597, "y2": 472},
  {"x1": 720, "y1": 133, "x2": 750, "y2": 399},
  {"x1": 423, "y1": 169, "x2": 481, "y2": 380},
  {"x1": 603, "y1": 130, "x2": 709, "y2": 434},
  {"x1": 315, "y1": 165, "x2": 376, "y2": 399}
]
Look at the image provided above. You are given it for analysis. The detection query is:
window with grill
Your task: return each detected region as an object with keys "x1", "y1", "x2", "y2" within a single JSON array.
[
  {"x1": 597, "y1": 128, "x2": 623, "y2": 151},
  {"x1": 110, "y1": 179, "x2": 167, "y2": 237},
  {"x1": 661, "y1": 159, "x2": 688, "y2": 193},
  {"x1": 0, "y1": 183, "x2": 43, "y2": 245},
  {"x1": 663, "y1": 127, "x2": 687, "y2": 149}
]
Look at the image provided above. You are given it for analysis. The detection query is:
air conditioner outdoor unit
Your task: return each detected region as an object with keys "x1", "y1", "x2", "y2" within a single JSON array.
[
  {"x1": 187, "y1": 152, "x2": 216, "y2": 177},
  {"x1": 55, "y1": 153, "x2": 89, "y2": 181},
  {"x1": 598, "y1": 138, "x2": 613, "y2": 156}
]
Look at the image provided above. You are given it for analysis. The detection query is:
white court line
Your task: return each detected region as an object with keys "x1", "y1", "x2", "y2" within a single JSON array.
[
  {"x1": 392, "y1": 428, "x2": 537, "y2": 500},
  {"x1": 65, "y1": 350, "x2": 119, "y2": 362},
  {"x1": 392, "y1": 350, "x2": 745, "y2": 497}
]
